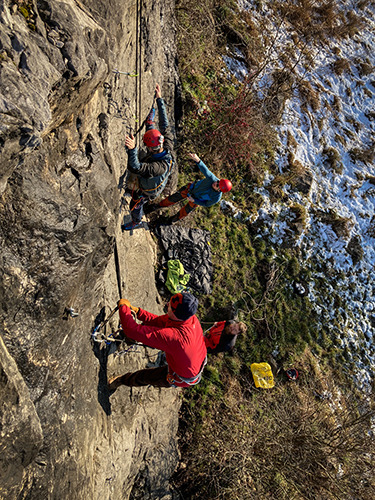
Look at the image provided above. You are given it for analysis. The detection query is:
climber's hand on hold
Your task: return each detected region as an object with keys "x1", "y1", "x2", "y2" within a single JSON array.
[
  {"x1": 125, "y1": 134, "x2": 136, "y2": 150},
  {"x1": 118, "y1": 298, "x2": 130, "y2": 308},
  {"x1": 117, "y1": 298, "x2": 139, "y2": 315},
  {"x1": 155, "y1": 83, "x2": 161, "y2": 99}
]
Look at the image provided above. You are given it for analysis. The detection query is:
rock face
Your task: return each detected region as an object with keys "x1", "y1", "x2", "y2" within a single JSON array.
[{"x1": 0, "y1": 0, "x2": 180, "y2": 498}]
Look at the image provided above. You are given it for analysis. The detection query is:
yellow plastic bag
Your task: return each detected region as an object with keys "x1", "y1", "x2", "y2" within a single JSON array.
[{"x1": 250, "y1": 362, "x2": 275, "y2": 389}]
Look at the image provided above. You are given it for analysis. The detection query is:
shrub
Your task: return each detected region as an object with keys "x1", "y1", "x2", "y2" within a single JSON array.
[
  {"x1": 297, "y1": 79, "x2": 320, "y2": 112},
  {"x1": 358, "y1": 61, "x2": 373, "y2": 76}
]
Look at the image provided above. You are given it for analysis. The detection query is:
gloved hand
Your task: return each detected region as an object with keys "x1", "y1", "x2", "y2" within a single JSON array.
[{"x1": 117, "y1": 299, "x2": 139, "y2": 315}]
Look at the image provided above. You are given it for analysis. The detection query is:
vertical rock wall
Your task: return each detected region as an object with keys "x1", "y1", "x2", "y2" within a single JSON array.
[{"x1": 0, "y1": 0, "x2": 180, "y2": 498}]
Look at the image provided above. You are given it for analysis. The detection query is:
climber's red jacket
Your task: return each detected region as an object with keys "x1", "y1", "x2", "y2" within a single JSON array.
[{"x1": 119, "y1": 304, "x2": 207, "y2": 387}]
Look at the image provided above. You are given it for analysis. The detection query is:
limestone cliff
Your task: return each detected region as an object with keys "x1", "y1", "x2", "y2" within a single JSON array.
[{"x1": 0, "y1": 0, "x2": 181, "y2": 498}]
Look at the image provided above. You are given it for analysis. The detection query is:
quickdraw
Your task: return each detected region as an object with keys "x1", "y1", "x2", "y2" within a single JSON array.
[
  {"x1": 91, "y1": 309, "x2": 146, "y2": 355},
  {"x1": 112, "y1": 68, "x2": 139, "y2": 77},
  {"x1": 91, "y1": 305, "x2": 120, "y2": 345},
  {"x1": 114, "y1": 343, "x2": 140, "y2": 357}
]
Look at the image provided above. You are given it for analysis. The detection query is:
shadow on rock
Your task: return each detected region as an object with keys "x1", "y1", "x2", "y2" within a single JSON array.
[{"x1": 91, "y1": 307, "x2": 112, "y2": 416}]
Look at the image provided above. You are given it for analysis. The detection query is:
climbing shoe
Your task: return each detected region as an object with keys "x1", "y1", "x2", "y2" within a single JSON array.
[
  {"x1": 169, "y1": 214, "x2": 180, "y2": 224},
  {"x1": 108, "y1": 375, "x2": 122, "y2": 393},
  {"x1": 144, "y1": 202, "x2": 159, "y2": 215},
  {"x1": 122, "y1": 220, "x2": 143, "y2": 231}
]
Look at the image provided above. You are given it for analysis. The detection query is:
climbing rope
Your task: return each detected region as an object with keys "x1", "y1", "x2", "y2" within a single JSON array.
[
  {"x1": 103, "y1": 0, "x2": 157, "y2": 141},
  {"x1": 135, "y1": 0, "x2": 142, "y2": 147}
]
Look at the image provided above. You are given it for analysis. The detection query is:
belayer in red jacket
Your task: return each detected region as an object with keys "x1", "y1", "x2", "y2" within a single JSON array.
[
  {"x1": 108, "y1": 293, "x2": 207, "y2": 391},
  {"x1": 204, "y1": 320, "x2": 247, "y2": 354}
]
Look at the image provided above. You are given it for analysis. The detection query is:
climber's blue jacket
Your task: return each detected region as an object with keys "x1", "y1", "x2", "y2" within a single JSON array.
[
  {"x1": 127, "y1": 97, "x2": 175, "y2": 199},
  {"x1": 189, "y1": 160, "x2": 222, "y2": 207}
]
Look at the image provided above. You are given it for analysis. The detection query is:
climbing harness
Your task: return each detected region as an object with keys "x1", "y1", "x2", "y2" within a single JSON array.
[
  {"x1": 141, "y1": 157, "x2": 174, "y2": 193},
  {"x1": 166, "y1": 356, "x2": 207, "y2": 387}
]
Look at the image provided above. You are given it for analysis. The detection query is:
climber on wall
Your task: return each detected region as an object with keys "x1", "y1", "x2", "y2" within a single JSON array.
[
  {"x1": 122, "y1": 83, "x2": 175, "y2": 231},
  {"x1": 204, "y1": 320, "x2": 247, "y2": 354},
  {"x1": 145, "y1": 153, "x2": 232, "y2": 224},
  {"x1": 108, "y1": 293, "x2": 207, "y2": 390}
]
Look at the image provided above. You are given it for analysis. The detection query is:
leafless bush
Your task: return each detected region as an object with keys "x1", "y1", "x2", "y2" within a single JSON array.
[
  {"x1": 273, "y1": 0, "x2": 344, "y2": 42},
  {"x1": 357, "y1": 61, "x2": 373, "y2": 76},
  {"x1": 338, "y1": 11, "x2": 365, "y2": 38}
]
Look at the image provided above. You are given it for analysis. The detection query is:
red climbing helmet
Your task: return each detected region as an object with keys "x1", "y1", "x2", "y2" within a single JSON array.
[
  {"x1": 143, "y1": 129, "x2": 163, "y2": 148},
  {"x1": 219, "y1": 179, "x2": 232, "y2": 193}
]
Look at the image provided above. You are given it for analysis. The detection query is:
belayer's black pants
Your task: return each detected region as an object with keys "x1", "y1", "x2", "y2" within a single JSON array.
[
  {"x1": 116, "y1": 365, "x2": 171, "y2": 388},
  {"x1": 130, "y1": 190, "x2": 147, "y2": 223}
]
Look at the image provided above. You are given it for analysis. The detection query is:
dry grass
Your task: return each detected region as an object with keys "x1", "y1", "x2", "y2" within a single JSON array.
[
  {"x1": 272, "y1": 0, "x2": 364, "y2": 42},
  {"x1": 349, "y1": 144, "x2": 375, "y2": 165},
  {"x1": 317, "y1": 209, "x2": 353, "y2": 239},
  {"x1": 322, "y1": 146, "x2": 343, "y2": 174},
  {"x1": 174, "y1": 349, "x2": 375, "y2": 500},
  {"x1": 297, "y1": 79, "x2": 320, "y2": 112},
  {"x1": 332, "y1": 58, "x2": 351, "y2": 76}
]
